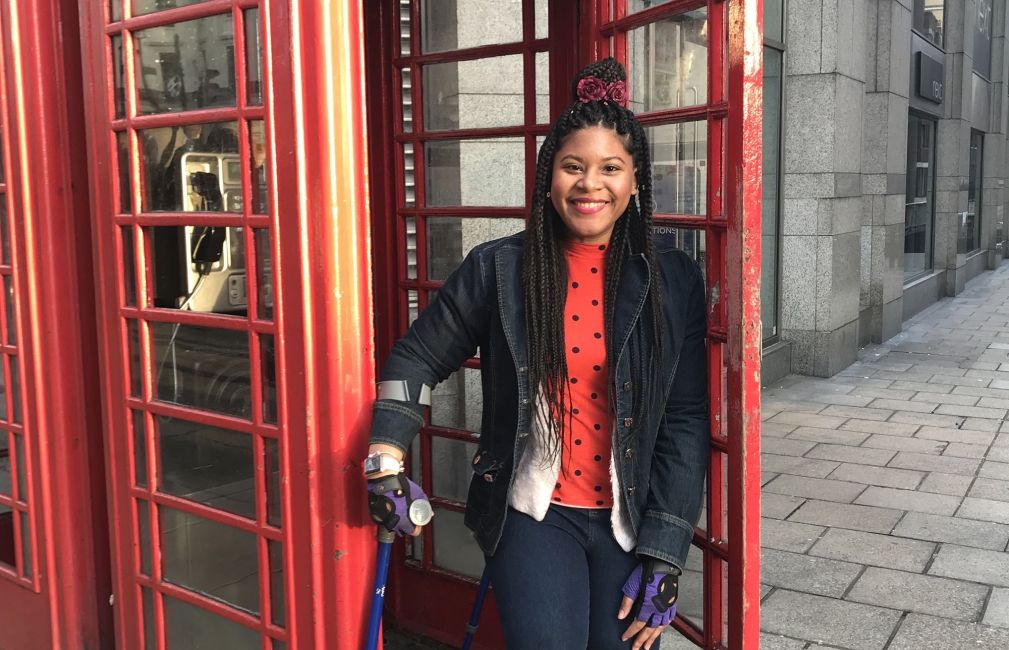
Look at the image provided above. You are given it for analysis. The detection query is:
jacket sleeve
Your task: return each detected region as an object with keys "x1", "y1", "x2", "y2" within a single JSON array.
[
  {"x1": 636, "y1": 256, "x2": 710, "y2": 569},
  {"x1": 369, "y1": 248, "x2": 492, "y2": 453}
]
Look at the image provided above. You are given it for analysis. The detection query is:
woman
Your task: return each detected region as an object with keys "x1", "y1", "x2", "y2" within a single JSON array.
[{"x1": 364, "y1": 58, "x2": 710, "y2": 650}]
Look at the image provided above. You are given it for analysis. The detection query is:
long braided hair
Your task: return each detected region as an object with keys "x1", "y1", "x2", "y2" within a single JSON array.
[{"x1": 524, "y1": 58, "x2": 664, "y2": 464}]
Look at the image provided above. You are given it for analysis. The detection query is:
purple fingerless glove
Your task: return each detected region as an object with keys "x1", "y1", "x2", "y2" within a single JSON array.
[
  {"x1": 367, "y1": 473, "x2": 433, "y2": 536},
  {"x1": 622, "y1": 558, "x2": 680, "y2": 627}
]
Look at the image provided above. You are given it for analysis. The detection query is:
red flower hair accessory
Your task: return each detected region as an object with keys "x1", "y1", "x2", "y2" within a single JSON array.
[{"x1": 576, "y1": 76, "x2": 629, "y2": 107}]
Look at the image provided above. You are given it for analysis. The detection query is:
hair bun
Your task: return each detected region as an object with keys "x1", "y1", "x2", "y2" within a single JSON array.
[{"x1": 571, "y1": 58, "x2": 629, "y2": 107}]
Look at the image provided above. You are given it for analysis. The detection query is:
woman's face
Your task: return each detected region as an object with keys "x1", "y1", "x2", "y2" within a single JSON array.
[{"x1": 550, "y1": 125, "x2": 637, "y2": 244}]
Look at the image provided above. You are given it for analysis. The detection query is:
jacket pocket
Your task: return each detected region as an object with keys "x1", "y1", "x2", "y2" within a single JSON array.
[{"x1": 471, "y1": 449, "x2": 504, "y2": 483}]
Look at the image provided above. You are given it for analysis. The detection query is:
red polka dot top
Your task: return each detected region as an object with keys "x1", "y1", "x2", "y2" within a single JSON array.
[{"x1": 551, "y1": 240, "x2": 614, "y2": 508}]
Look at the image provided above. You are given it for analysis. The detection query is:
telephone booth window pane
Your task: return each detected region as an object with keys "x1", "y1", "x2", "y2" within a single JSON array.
[
  {"x1": 404, "y1": 217, "x2": 417, "y2": 279},
  {"x1": 141, "y1": 587, "x2": 156, "y2": 650},
  {"x1": 536, "y1": 52, "x2": 550, "y2": 124},
  {"x1": 268, "y1": 539, "x2": 285, "y2": 626},
  {"x1": 117, "y1": 132, "x2": 132, "y2": 213},
  {"x1": 628, "y1": 10, "x2": 708, "y2": 113},
  {"x1": 3, "y1": 277, "x2": 14, "y2": 346},
  {"x1": 403, "y1": 143, "x2": 416, "y2": 207},
  {"x1": 135, "y1": 0, "x2": 208, "y2": 15},
  {"x1": 627, "y1": 0, "x2": 676, "y2": 14},
  {"x1": 10, "y1": 362, "x2": 20, "y2": 424},
  {"x1": 18, "y1": 511, "x2": 29, "y2": 577},
  {"x1": 133, "y1": 410, "x2": 148, "y2": 487},
  {"x1": 160, "y1": 506, "x2": 259, "y2": 613},
  {"x1": 0, "y1": 203, "x2": 9, "y2": 265},
  {"x1": 401, "y1": 69, "x2": 414, "y2": 133},
  {"x1": 260, "y1": 334, "x2": 277, "y2": 425},
  {"x1": 137, "y1": 499, "x2": 152, "y2": 575},
  {"x1": 150, "y1": 322, "x2": 251, "y2": 419},
  {"x1": 122, "y1": 227, "x2": 137, "y2": 305},
  {"x1": 253, "y1": 229, "x2": 273, "y2": 320},
  {"x1": 421, "y1": 0, "x2": 521, "y2": 53},
  {"x1": 134, "y1": 13, "x2": 235, "y2": 115},
  {"x1": 127, "y1": 319, "x2": 142, "y2": 396},
  {"x1": 163, "y1": 594, "x2": 261, "y2": 647},
  {"x1": 109, "y1": 0, "x2": 122, "y2": 23},
  {"x1": 430, "y1": 368, "x2": 482, "y2": 431},
  {"x1": 426, "y1": 217, "x2": 524, "y2": 281},
  {"x1": 148, "y1": 226, "x2": 247, "y2": 314},
  {"x1": 648, "y1": 122, "x2": 707, "y2": 216},
  {"x1": 431, "y1": 506, "x2": 483, "y2": 579},
  {"x1": 0, "y1": 436, "x2": 9, "y2": 496},
  {"x1": 157, "y1": 416, "x2": 256, "y2": 519},
  {"x1": 265, "y1": 437, "x2": 281, "y2": 526},
  {"x1": 653, "y1": 225, "x2": 706, "y2": 269},
  {"x1": 112, "y1": 34, "x2": 125, "y2": 119},
  {"x1": 431, "y1": 437, "x2": 477, "y2": 502},
  {"x1": 249, "y1": 120, "x2": 267, "y2": 214},
  {"x1": 0, "y1": 504, "x2": 12, "y2": 568},
  {"x1": 140, "y1": 121, "x2": 240, "y2": 212},
  {"x1": 0, "y1": 359, "x2": 6, "y2": 420},
  {"x1": 12, "y1": 434, "x2": 24, "y2": 498},
  {"x1": 424, "y1": 138, "x2": 525, "y2": 207},
  {"x1": 244, "y1": 9, "x2": 262, "y2": 106},
  {"x1": 535, "y1": 0, "x2": 548, "y2": 38},
  {"x1": 423, "y1": 55, "x2": 525, "y2": 131}
]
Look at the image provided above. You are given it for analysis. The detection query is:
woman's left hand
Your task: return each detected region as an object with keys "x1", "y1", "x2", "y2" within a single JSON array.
[{"x1": 617, "y1": 559, "x2": 680, "y2": 650}]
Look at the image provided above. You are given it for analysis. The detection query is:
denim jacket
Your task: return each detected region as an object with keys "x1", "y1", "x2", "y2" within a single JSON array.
[{"x1": 370, "y1": 233, "x2": 710, "y2": 569}]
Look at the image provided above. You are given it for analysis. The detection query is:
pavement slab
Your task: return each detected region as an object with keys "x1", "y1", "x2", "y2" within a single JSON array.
[
  {"x1": 761, "y1": 454, "x2": 841, "y2": 479},
  {"x1": 854, "y1": 486, "x2": 962, "y2": 516},
  {"x1": 957, "y1": 497, "x2": 1009, "y2": 525},
  {"x1": 826, "y1": 463, "x2": 924, "y2": 490},
  {"x1": 887, "y1": 613, "x2": 1009, "y2": 650},
  {"x1": 763, "y1": 475, "x2": 866, "y2": 503},
  {"x1": 762, "y1": 492, "x2": 805, "y2": 519},
  {"x1": 787, "y1": 499, "x2": 902, "y2": 534},
  {"x1": 760, "y1": 517, "x2": 825, "y2": 553},
  {"x1": 806, "y1": 528, "x2": 935, "y2": 572},
  {"x1": 968, "y1": 478, "x2": 1009, "y2": 503},
  {"x1": 887, "y1": 451, "x2": 982, "y2": 476},
  {"x1": 984, "y1": 588, "x2": 1009, "y2": 629},
  {"x1": 805, "y1": 443, "x2": 897, "y2": 466},
  {"x1": 760, "y1": 548, "x2": 862, "y2": 597},
  {"x1": 760, "y1": 590, "x2": 901, "y2": 650},
  {"x1": 918, "y1": 471, "x2": 973, "y2": 496},
  {"x1": 928, "y1": 544, "x2": 1009, "y2": 587},
  {"x1": 845, "y1": 567, "x2": 989, "y2": 621}
]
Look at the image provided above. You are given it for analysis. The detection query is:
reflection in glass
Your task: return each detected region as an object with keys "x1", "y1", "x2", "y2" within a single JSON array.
[
  {"x1": 628, "y1": 10, "x2": 708, "y2": 112},
  {"x1": 150, "y1": 322, "x2": 251, "y2": 418},
  {"x1": 961, "y1": 131, "x2": 983, "y2": 254},
  {"x1": 136, "y1": 0, "x2": 207, "y2": 15},
  {"x1": 0, "y1": 504, "x2": 12, "y2": 568},
  {"x1": 648, "y1": 122, "x2": 707, "y2": 215},
  {"x1": 128, "y1": 319, "x2": 142, "y2": 397},
  {"x1": 254, "y1": 229, "x2": 273, "y2": 320},
  {"x1": 761, "y1": 48, "x2": 782, "y2": 340},
  {"x1": 13, "y1": 434, "x2": 24, "y2": 499},
  {"x1": 244, "y1": 9, "x2": 262, "y2": 105},
  {"x1": 140, "y1": 121, "x2": 240, "y2": 212},
  {"x1": 249, "y1": 120, "x2": 268, "y2": 214},
  {"x1": 112, "y1": 35, "x2": 126, "y2": 118},
  {"x1": 765, "y1": 0, "x2": 784, "y2": 42},
  {"x1": 403, "y1": 143, "x2": 416, "y2": 207},
  {"x1": 149, "y1": 225, "x2": 248, "y2": 314},
  {"x1": 0, "y1": 435, "x2": 8, "y2": 496},
  {"x1": 160, "y1": 506, "x2": 259, "y2": 613},
  {"x1": 432, "y1": 506, "x2": 483, "y2": 579},
  {"x1": 425, "y1": 138, "x2": 525, "y2": 207},
  {"x1": 913, "y1": 0, "x2": 943, "y2": 48},
  {"x1": 431, "y1": 437, "x2": 477, "y2": 502},
  {"x1": 405, "y1": 217, "x2": 417, "y2": 280},
  {"x1": 163, "y1": 594, "x2": 262, "y2": 647},
  {"x1": 4, "y1": 276, "x2": 14, "y2": 345},
  {"x1": 135, "y1": 13, "x2": 235, "y2": 114},
  {"x1": 431, "y1": 368, "x2": 482, "y2": 431},
  {"x1": 117, "y1": 132, "x2": 132, "y2": 213},
  {"x1": 137, "y1": 499, "x2": 152, "y2": 575},
  {"x1": 269, "y1": 539, "x2": 285, "y2": 626},
  {"x1": 421, "y1": 0, "x2": 521, "y2": 53},
  {"x1": 133, "y1": 410, "x2": 148, "y2": 487},
  {"x1": 401, "y1": 69, "x2": 413, "y2": 133},
  {"x1": 407, "y1": 290, "x2": 419, "y2": 325},
  {"x1": 652, "y1": 225, "x2": 706, "y2": 271},
  {"x1": 0, "y1": 202, "x2": 9, "y2": 264},
  {"x1": 423, "y1": 55, "x2": 524, "y2": 131},
  {"x1": 427, "y1": 217, "x2": 525, "y2": 281},
  {"x1": 122, "y1": 228, "x2": 136, "y2": 305},
  {"x1": 142, "y1": 587, "x2": 156, "y2": 650},
  {"x1": 265, "y1": 437, "x2": 281, "y2": 526},
  {"x1": 905, "y1": 115, "x2": 935, "y2": 277},
  {"x1": 260, "y1": 334, "x2": 277, "y2": 425},
  {"x1": 158, "y1": 416, "x2": 255, "y2": 518},
  {"x1": 0, "y1": 357, "x2": 6, "y2": 420}
]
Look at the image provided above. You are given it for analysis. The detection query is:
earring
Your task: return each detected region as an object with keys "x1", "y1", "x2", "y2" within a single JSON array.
[{"x1": 546, "y1": 191, "x2": 551, "y2": 197}]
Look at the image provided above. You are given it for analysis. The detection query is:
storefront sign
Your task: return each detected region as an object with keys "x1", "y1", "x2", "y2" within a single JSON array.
[{"x1": 916, "y1": 51, "x2": 944, "y2": 104}]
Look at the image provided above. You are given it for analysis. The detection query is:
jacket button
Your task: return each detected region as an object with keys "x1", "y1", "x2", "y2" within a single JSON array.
[
  {"x1": 521, "y1": 398, "x2": 529, "y2": 405},
  {"x1": 624, "y1": 448, "x2": 633, "y2": 458},
  {"x1": 518, "y1": 366, "x2": 527, "y2": 373},
  {"x1": 628, "y1": 486, "x2": 636, "y2": 495},
  {"x1": 623, "y1": 381, "x2": 632, "y2": 391},
  {"x1": 624, "y1": 417, "x2": 634, "y2": 428},
  {"x1": 518, "y1": 432, "x2": 529, "y2": 438}
]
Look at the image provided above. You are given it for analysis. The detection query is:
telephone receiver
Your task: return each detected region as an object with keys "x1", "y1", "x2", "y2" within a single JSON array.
[
  {"x1": 189, "y1": 170, "x2": 224, "y2": 212},
  {"x1": 188, "y1": 171, "x2": 227, "y2": 273}
]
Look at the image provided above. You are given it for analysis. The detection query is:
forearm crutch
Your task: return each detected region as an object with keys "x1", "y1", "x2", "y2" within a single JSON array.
[
  {"x1": 365, "y1": 527, "x2": 396, "y2": 650},
  {"x1": 460, "y1": 567, "x2": 492, "y2": 650}
]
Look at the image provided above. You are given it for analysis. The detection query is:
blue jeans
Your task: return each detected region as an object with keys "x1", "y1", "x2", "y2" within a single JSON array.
[{"x1": 487, "y1": 506, "x2": 647, "y2": 649}]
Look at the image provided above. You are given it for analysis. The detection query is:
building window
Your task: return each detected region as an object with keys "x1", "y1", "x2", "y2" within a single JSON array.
[
  {"x1": 913, "y1": 0, "x2": 944, "y2": 49},
  {"x1": 904, "y1": 114, "x2": 936, "y2": 279},
  {"x1": 972, "y1": 0, "x2": 993, "y2": 77},
  {"x1": 761, "y1": 46, "x2": 782, "y2": 341},
  {"x1": 960, "y1": 130, "x2": 984, "y2": 253}
]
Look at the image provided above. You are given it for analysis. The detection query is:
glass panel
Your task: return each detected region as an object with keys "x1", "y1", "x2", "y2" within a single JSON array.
[
  {"x1": 649, "y1": 121, "x2": 707, "y2": 215},
  {"x1": 407, "y1": 289, "x2": 419, "y2": 325},
  {"x1": 628, "y1": 9, "x2": 708, "y2": 113},
  {"x1": 427, "y1": 217, "x2": 525, "y2": 281},
  {"x1": 424, "y1": 138, "x2": 525, "y2": 207},
  {"x1": 403, "y1": 142, "x2": 416, "y2": 207},
  {"x1": 905, "y1": 115, "x2": 935, "y2": 278},
  {"x1": 536, "y1": 52, "x2": 550, "y2": 124},
  {"x1": 244, "y1": 9, "x2": 262, "y2": 105},
  {"x1": 652, "y1": 225, "x2": 707, "y2": 270},
  {"x1": 4, "y1": 275, "x2": 15, "y2": 345},
  {"x1": 0, "y1": 202, "x2": 9, "y2": 264},
  {"x1": 148, "y1": 226, "x2": 248, "y2": 314},
  {"x1": 10, "y1": 361, "x2": 20, "y2": 424},
  {"x1": 112, "y1": 35, "x2": 126, "y2": 119},
  {"x1": 0, "y1": 504, "x2": 12, "y2": 568},
  {"x1": 961, "y1": 131, "x2": 983, "y2": 254},
  {"x1": 140, "y1": 121, "x2": 240, "y2": 212},
  {"x1": 423, "y1": 55, "x2": 524, "y2": 131},
  {"x1": 405, "y1": 217, "x2": 417, "y2": 279},
  {"x1": 160, "y1": 506, "x2": 259, "y2": 613},
  {"x1": 431, "y1": 368, "x2": 481, "y2": 431},
  {"x1": 249, "y1": 120, "x2": 267, "y2": 214},
  {"x1": 0, "y1": 435, "x2": 8, "y2": 496},
  {"x1": 117, "y1": 132, "x2": 132, "y2": 213},
  {"x1": 122, "y1": 227, "x2": 137, "y2": 306},
  {"x1": 136, "y1": 0, "x2": 208, "y2": 14},
  {"x1": 134, "y1": 410, "x2": 148, "y2": 487},
  {"x1": 421, "y1": 0, "x2": 521, "y2": 53},
  {"x1": 765, "y1": 0, "x2": 784, "y2": 42},
  {"x1": 13, "y1": 433, "x2": 24, "y2": 499},
  {"x1": 432, "y1": 506, "x2": 483, "y2": 579},
  {"x1": 0, "y1": 357, "x2": 6, "y2": 421},
  {"x1": 535, "y1": 0, "x2": 548, "y2": 39},
  {"x1": 272, "y1": 641, "x2": 286, "y2": 650},
  {"x1": 628, "y1": 0, "x2": 675, "y2": 14},
  {"x1": 135, "y1": 13, "x2": 235, "y2": 114},
  {"x1": 157, "y1": 416, "x2": 255, "y2": 518},
  {"x1": 19, "y1": 511, "x2": 30, "y2": 577},
  {"x1": 253, "y1": 229, "x2": 273, "y2": 320},
  {"x1": 913, "y1": 0, "x2": 944, "y2": 49},
  {"x1": 431, "y1": 436, "x2": 477, "y2": 502},
  {"x1": 265, "y1": 437, "x2": 281, "y2": 526},
  {"x1": 150, "y1": 322, "x2": 251, "y2": 418},
  {"x1": 137, "y1": 499, "x2": 152, "y2": 575},
  {"x1": 269, "y1": 539, "x2": 285, "y2": 627},
  {"x1": 163, "y1": 594, "x2": 261, "y2": 648},
  {"x1": 261, "y1": 334, "x2": 277, "y2": 425},
  {"x1": 128, "y1": 319, "x2": 142, "y2": 397},
  {"x1": 401, "y1": 69, "x2": 414, "y2": 133},
  {"x1": 141, "y1": 587, "x2": 156, "y2": 650},
  {"x1": 110, "y1": 0, "x2": 122, "y2": 23},
  {"x1": 761, "y1": 48, "x2": 782, "y2": 340},
  {"x1": 399, "y1": 0, "x2": 412, "y2": 57}
]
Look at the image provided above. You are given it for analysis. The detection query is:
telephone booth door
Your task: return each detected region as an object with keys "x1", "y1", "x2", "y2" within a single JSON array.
[{"x1": 367, "y1": 0, "x2": 762, "y2": 648}]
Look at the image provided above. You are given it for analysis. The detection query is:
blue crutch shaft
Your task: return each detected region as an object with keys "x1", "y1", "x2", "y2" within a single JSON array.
[
  {"x1": 365, "y1": 528, "x2": 396, "y2": 650},
  {"x1": 460, "y1": 567, "x2": 492, "y2": 650}
]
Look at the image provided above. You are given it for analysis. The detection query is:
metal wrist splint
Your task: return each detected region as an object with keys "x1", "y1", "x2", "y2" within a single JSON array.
[
  {"x1": 376, "y1": 380, "x2": 433, "y2": 406},
  {"x1": 622, "y1": 558, "x2": 680, "y2": 628}
]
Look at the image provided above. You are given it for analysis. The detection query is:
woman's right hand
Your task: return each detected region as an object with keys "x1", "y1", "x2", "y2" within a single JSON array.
[{"x1": 365, "y1": 444, "x2": 430, "y2": 536}]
